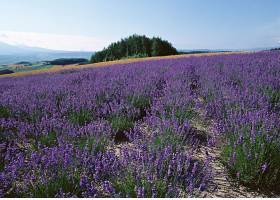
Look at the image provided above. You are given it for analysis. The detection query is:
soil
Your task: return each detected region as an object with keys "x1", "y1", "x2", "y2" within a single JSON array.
[
  {"x1": 191, "y1": 96, "x2": 274, "y2": 197},
  {"x1": 109, "y1": 95, "x2": 278, "y2": 197}
]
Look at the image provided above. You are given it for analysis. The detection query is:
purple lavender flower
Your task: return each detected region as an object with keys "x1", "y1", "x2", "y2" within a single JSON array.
[
  {"x1": 261, "y1": 163, "x2": 267, "y2": 173},
  {"x1": 151, "y1": 185, "x2": 157, "y2": 198},
  {"x1": 0, "y1": 50, "x2": 279, "y2": 197},
  {"x1": 136, "y1": 186, "x2": 144, "y2": 198},
  {"x1": 191, "y1": 161, "x2": 198, "y2": 176},
  {"x1": 103, "y1": 181, "x2": 115, "y2": 194},
  {"x1": 236, "y1": 172, "x2": 240, "y2": 179}
]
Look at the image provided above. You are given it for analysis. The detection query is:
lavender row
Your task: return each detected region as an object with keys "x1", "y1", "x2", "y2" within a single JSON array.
[{"x1": 0, "y1": 51, "x2": 280, "y2": 196}]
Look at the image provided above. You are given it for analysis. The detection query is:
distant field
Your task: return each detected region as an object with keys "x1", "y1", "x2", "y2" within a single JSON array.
[
  {"x1": 0, "y1": 63, "x2": 53, "y2": 74},
  {"x1": 0, "y1": 51, "x2": 247, "y2": 78}
]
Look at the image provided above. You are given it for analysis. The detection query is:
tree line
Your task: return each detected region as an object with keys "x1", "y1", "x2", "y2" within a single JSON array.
[
  {"x1": 49, "y1": 58, "x2": 89, "y2": 65},
  {"x1": 90, "y1": 34, "x2": 178, "y2": 63}
]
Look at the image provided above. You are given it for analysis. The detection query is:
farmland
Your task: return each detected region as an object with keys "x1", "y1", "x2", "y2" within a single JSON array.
[
  {"x1": 0, "y1": 62, "x2": 53, "y2": 75},
  {"x1": 0, "y1": 51, "x2": 279, "y2": 197},
  {"x1": 0, "y1": 58, "x2": 89, "y2": 75}
]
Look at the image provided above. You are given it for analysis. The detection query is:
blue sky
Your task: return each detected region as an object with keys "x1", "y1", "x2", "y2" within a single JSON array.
[{"x1": 0, "y1": 0, "x2": 279, "y2": 51}]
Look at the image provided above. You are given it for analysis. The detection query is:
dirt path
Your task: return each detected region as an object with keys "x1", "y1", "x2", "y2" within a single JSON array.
[
  {"x1": 191, "y1": 97, "x2": 268, "y2": 197},
  {"x1": 108, "y1": 94, "x2": 273, "y2": 197}
]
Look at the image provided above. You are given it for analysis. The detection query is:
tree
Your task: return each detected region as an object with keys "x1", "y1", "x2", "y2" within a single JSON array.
[{"x1": 90, "y1": 34, "x2": 178, "y2": 63}]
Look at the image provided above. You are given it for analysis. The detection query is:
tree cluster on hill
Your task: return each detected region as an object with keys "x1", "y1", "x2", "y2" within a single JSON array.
[
  {"x1": 15, "y1": 61, "x2": 32, "y2": 65},
  {"x1": 49, "y1": 58, "x2": 89, "y2": 65},
  {"x1": 271, "y1": 47, "x2": 280, "y2": 51},
  {"x1": 90, "y1": 34, "x2": 178, "y2": 63}
]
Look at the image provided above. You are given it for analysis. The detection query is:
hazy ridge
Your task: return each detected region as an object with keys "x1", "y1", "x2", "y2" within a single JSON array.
[{"x1": 0, "y1": 42, "x2": 93, "y2": 64}]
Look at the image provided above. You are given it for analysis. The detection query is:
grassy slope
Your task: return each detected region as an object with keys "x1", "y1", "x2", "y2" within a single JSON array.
[{"x1": 0, "y1": 51, "x2": 248, "y2": 78}]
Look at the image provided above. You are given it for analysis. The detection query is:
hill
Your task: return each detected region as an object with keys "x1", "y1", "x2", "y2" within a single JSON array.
[
  {"x1": 0, "y1": 42, "x2": 56, "y2": 54},
  {"x1": 90, "y1": 34, "x2": 178, "y2": 63},
  {"x1": 0, "y1": 51, "x2": 243, "y2": 77}
]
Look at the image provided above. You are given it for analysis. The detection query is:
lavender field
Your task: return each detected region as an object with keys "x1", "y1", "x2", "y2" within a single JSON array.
[{"x1": 0, "y1": 51, "x2": 279, "y2": 197}]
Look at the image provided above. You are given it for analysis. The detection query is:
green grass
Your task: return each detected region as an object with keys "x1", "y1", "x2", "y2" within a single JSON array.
[
  {"x1": 38, "y1": 131, "x2": 58, "y2": 147},
  {"x1": 152, "y1": 128, "x2": 185, "y2": 152},
  {"x1": 76, "y1": 135, "x2": 107, "y2": 155},
  {"x1": 95, "y1": 93, "x2": 107, "y2": 105},
  {"x1": 128, "y1": 95, "x2": 151, "y2": 110},
  {"x1": 29, "y1": 172, "x2": 82, "y2": 197},
  {"x1": 109, "y1": 115, "x2": 135, "y2": 133},
  {"x1": 68, "y1": 109, "x2": 92, "y2": 126},
  {"x1": 4, "y1": 164, "x2": 83, "y2": 198},
  {"x1": 128, "y1": 95, "x2": 151, "y2": 119},
  {"x1": 113, "y1": 173, "x2": 137, "y2": 197},
  {"x1": 158, "y1": 103, "x2": 197, "y2": 124},
  {"x1": 17, "y1": 109, "x2": 43, "y2": 123},
  {"x1": 112, "y1": 172, "x2": 169, "y2": 198},
  {"x1": 221, "y1": 124, "x2": 280, "y2": 191},
  {"x1": 203, "y1": 89, "x2": 216, "y2": 103},
  {"x1": 261, "y1": 86, "x2": 280, "y2": 112},
  {"x1": 0, "y1": 105, "x2": 10, "y2": 118},
  {"x1": 174, "y1": 106, "x2": 197, "y2": 123},
  {"x1": 0, "y1": 156, "x2": 5, "y2": 172}
]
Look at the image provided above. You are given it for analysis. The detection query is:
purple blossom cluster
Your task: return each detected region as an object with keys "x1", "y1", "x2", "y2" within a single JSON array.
[{"x1": 0, "y1": 51, "x2": 279, "y2": 197}]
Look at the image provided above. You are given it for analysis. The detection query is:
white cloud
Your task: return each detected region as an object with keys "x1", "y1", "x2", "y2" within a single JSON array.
[{"x1": 0, "y1": 31, "x2": 110, "y2": 51}]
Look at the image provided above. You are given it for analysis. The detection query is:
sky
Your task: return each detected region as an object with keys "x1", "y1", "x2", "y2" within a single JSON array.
[{"x1": 0, "y1": 0, "x2": 279, "y2": 51}]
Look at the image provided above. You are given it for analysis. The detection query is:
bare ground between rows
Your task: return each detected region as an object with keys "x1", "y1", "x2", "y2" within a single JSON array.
[
  {"x1": 191, "y1": 96, "x2": 274, "y2": 198},
  {"x1": 107, "y1": 95, "x2": 276, "y2": 197}
]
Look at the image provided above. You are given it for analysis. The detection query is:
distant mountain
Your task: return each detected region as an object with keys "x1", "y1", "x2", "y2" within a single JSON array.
[
  {"x1": 0, "y1": 42, "x2": 56, "y2": 55},
  {"x1": 0, "y1": 42, "x2": 94, "y2": 64}
]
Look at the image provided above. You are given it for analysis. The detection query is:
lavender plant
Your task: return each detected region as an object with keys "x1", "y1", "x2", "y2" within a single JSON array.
[{"x1": 0, "y1": 51, "x2": 280, "y2": 197}]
